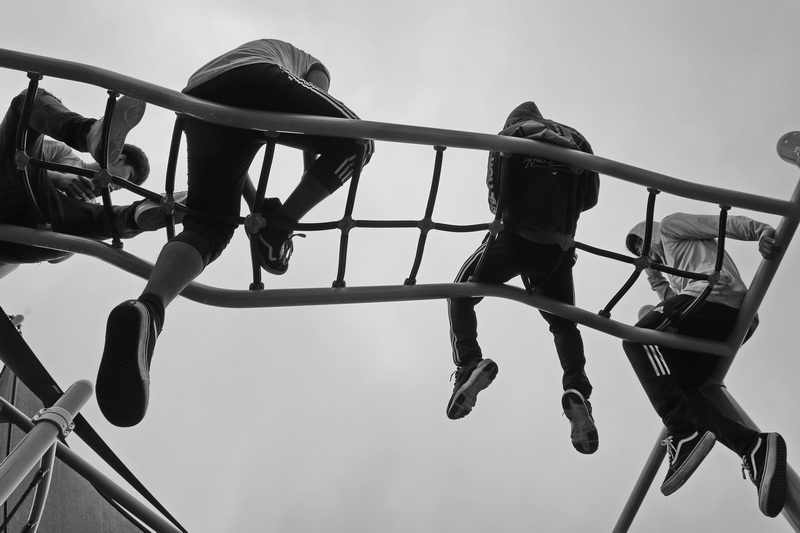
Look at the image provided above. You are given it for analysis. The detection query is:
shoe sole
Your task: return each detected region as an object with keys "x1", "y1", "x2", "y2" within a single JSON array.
[
  {"x1": 106, "y1": 96, "x2": 146, "y2": 163},
  {"x1": 134, "y1": 191, "x2": 188, "y2": 231},
  {"x1": 446, "y1": 360, "x2": 498, "y2": 420},
  {"x1": 661, "y1": 431, "x2": 716, "y2": 496},
  {"x1": 562, "y1": 390, "x2": 599, "y2": 454},
  {"x1": 96, "y1": 302, "x2": 152, "y2": 427},
  {"x1": 759, "y1": 433, "x2": 788, "y2": 518}
]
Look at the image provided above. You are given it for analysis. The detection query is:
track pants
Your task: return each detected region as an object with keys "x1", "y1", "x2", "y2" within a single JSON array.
[
  {"x1": 622, "y1": 295, "x2": 758, "y2": 454},
  {"x1": 448, "y1": 231, "x2": 592, "y2": 398},
  {"x1": 176, "y1": 63, "x2": 375, "y2": 266}
]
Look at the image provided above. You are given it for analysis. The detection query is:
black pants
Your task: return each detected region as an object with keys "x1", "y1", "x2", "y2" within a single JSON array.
[
  {"x1": 448, "y1": 232, "x2": 592, "y2": 398},
  {"x1": 622, "y1": 295, "x2": 757, "y2": 454},
  {"x1": 175, "y1": 64, "x2": 374, "y2": 266},
  {"x1": 0, "y1": 89, "x2": 139, "y2": 262}
]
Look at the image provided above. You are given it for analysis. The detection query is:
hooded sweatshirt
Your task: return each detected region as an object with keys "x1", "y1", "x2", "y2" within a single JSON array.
[
  {"x1": 626, "y1": 213, "x2": 773, "y2": 308},
  {"x1": 486, "y1": 102, "x2": 599, "y2": 249}
]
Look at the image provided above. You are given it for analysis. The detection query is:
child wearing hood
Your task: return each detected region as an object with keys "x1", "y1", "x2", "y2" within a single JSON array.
[
  {"x1": 445, "y1": 101, "x2": 601, "y2": 455},
  {"x1": 623, "y1": 212, "x2": 787, "y2": 517}
]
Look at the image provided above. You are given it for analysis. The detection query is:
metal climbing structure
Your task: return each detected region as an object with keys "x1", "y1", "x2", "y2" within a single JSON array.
[{"x1": 0, "y1": 47, "x2": 798, "y2": 531}]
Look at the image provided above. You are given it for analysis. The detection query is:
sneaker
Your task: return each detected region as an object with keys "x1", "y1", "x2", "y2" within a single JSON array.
[
  {"x1": 96, "y1": 300, "x2": 157, "y2": 427},
  {"x1": 246, "y1": 198, "x2": 302, "y2": 275},
  {"x1": 660, "y1": 430, "x2": 716, "y2": 495},
  {"x1": 87, "y1": 96, "x2": 146, "y2": 164},
  {"x1": 446, "y1": 358, "x2": 498, "y2": 420},
  {"x1": 133, "y1": 191, "x2": 188, "y2": 231},
  {"x1": 742, "y1": 432, "x2": 787, "y2": 517},
  {"x1": 561, "y1": 389, "x2": 598, "y2": 454}
]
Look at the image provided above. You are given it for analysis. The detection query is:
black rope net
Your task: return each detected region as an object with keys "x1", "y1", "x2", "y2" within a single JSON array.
[{"x1": 11, "y1": 72, "x2": 732, "y2": 329}]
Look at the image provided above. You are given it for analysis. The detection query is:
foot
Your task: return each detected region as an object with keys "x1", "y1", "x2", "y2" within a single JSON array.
[
  {"x1": 256, "y1": 226, "x2": 293, "y2": 275},
  {"x1": 446, "y1": 358, "x2": 498, "y2": 420},
  {"x1": 96, "y1": 300, "x2": 158, "y2": 427},
  {"x1": 561, "y1": 389, "x2": 598, "y2": 454},
  {"x1": 742, "y1": 432, "x2": 787, "y2": 517},
  {"x1": 87, "y1": 96, "x2": 146, "y2": 164},
  {"x1": 660, "y1": 430, "x2": 715, "y2": 495},
  {"x1": 133, "y1": 191, "x2": 188, "y2": 231},
  {"x1": 247, "y1": 198, "x2": 302, "y2": 275}
]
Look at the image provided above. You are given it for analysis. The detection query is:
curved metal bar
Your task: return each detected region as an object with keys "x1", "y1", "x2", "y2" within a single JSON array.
[
  {"x1": 0, "y1": 48, "x2": 795, "y2": 217},
  {"x1": 0, "y1": 224, "x2": 735, "y2": 356}
]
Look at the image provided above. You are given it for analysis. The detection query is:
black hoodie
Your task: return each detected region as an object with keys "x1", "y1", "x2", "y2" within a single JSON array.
[{"x1": 486, "y1": 102, "x2": 599, "y2": 249}]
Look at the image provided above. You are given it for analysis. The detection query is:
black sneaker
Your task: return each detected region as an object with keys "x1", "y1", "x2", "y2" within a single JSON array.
[
  {"x1": 742, "y1": 432, "x2": 787, "y2": 517},
  {"x1": 96, "y1": 300, "x2": 157, "y2": 427},
  {"x1": 246, "y1": 198, "x2": 304, "y2": 275},
  {"x1": 446, "y1": 358, "x2": 498, "y2": 420},
  {"x1": 256, "y1": 226, "x2": 293, "y2": 275},
  {"x1": 87, "y1": 96, "x2": 146, "y2": 164},
  {"x1": 660, "y1": 430, "x2": 716, "y2": 495},
  {"x1": 561, "y1": 389, "x2": 598, "y2": 454}
]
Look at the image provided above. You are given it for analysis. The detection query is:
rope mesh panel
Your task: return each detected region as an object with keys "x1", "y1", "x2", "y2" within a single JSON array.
[{"x1": 8, "y1": 69, "x2": 737, "y2": 327}]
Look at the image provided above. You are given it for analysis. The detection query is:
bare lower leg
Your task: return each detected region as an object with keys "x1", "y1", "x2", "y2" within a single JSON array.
[{"x1": 142, "y1": 241, "x2": 204, "y2": 308}]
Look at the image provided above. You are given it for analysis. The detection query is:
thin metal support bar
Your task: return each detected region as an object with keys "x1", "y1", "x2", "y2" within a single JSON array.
[
  {"x1": 639, "y1": 188, "x2": 660, "y2": 258},
  {"x1": 0, "y1": 397, "x2": 184, "y2": 533},
  {"x1": 0, "y1": 466, "x2": 43, "y2": 531},
  {"x1": 0, "y1": 380, "x2": 90, "y2": 505},
  {"x1": 14, "y1": 74, "x2": 49, "y2": 230},
  {"x1": 599, "y1": 188, "x2": 660, "y2": 318},
  {"x1": 469, "y1": 152, "x2": 510, "y2": 282},
  {"x1": 332, "y1": 142, "x2": 367, "y2": 288},
  {"x1": 612, "y1": 427, "x2": 667, "y2": 533},
  {"x1": 164, "y1": 118, "x2": 183, "y2": 196},
  {"x1": 405, "y1": 145, "x2": 445, "y2": 285},
  {"x1": 247, "y1": 136, "x2": 277, "y2": 291},
  {"x1": 162, "y1": 117, "x2": 185, "y2": 241},
  {"x1": 96, "y1": 91, "x2": 123, "y2": 249},
  {"x1": 661, "y1": 206, "x2": 730, "y2": 332},
  {"x1": 22, "y1": 443, "x2": 56, "y2": 533}
]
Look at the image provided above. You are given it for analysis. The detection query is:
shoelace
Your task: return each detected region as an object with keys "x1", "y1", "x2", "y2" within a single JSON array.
[
  {"x1": 281, "y1": 233, "x2": 306, "y2": 263},
  {"x1": 449, "y1": 367, "x2": 465, "y2": 383},
  {"x1": 741, "y1": 455, "x2": 753, "y2": 481},
  {"x1": 661, "y1": 436, "x2": 677, "y2": 466}
]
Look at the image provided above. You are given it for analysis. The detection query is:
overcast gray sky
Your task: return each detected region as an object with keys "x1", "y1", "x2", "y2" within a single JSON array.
[{"x1": 2, "y1": 1, "x2": 800, "y2": 531}]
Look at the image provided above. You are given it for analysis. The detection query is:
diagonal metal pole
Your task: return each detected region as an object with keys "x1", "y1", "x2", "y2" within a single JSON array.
[{"x1": 0, "y1": 380, "x2": 90, "y2": 505}]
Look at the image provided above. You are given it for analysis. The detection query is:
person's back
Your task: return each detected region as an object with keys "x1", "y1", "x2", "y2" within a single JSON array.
[
  {"x1": 487, "y1": 102, "x2": 599, "y2": 249},
  {"x1": 445, "y1": 100, "x2": 600, "y2": 456}
]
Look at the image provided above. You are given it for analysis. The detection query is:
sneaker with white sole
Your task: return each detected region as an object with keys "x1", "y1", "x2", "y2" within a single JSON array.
[
  {"x1": 96, "y1": 300, "x2": 157, "y2": 427},
  {"x1": 134, "y1": 191, "x2": 188, "y2": 231},
  {"x1": 561, "y1": 389, "x2": 599, "y2": 454},
  {"x1": 742, "y1": 432, "x2": 787, "y2": 517},
  {"x1": 660, "y1": 430, "x2": 715, "y2": 495},
  {"x1": 446, "y1": 358, "x2": 498, "y2": 420},
  {"x1": 87, "y1": 96, "x2": 146, "y2": 164},
  {"x1": 246, "y1": 198, "x2": 304, "y2": 275}
]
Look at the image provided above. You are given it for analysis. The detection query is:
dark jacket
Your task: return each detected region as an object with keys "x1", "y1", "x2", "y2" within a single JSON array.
[{"x1": 486, "y1": 102, "x2": 599, "y2": 249}]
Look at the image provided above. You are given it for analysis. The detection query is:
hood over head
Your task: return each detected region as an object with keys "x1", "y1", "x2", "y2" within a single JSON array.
[
  {"x1": 626, "y1": 220, "x2": 662, "y2": 258},
  {"x1": 503, "y1": 101, "x2": 543, "y2": 130}
]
